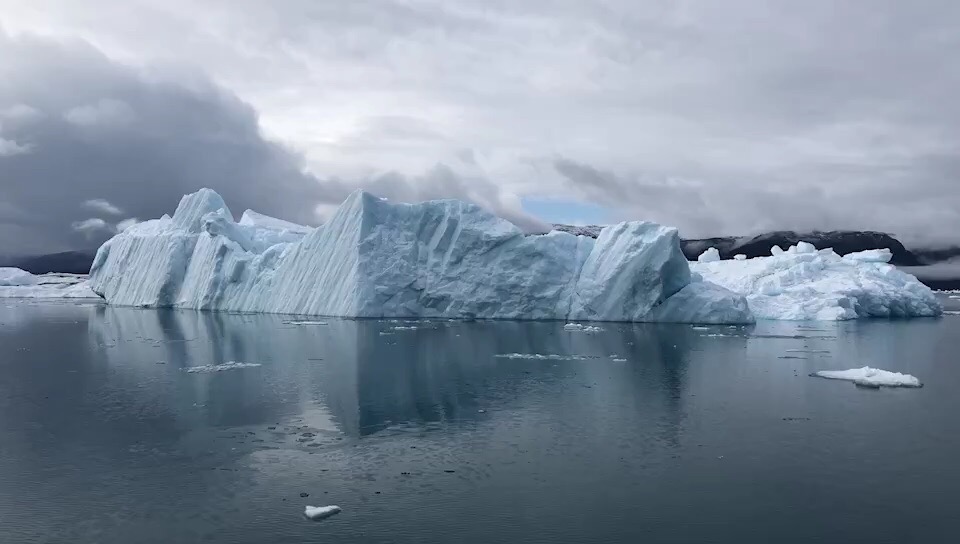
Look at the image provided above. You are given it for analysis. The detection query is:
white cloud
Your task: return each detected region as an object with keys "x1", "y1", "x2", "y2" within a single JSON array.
[
  {"x1": 71, "y1": 217, "x2": 111, "y2": 234},
  {"x1": 82, "y1": 198, "x2": 123, "y2": 216},
  {"x1": 0, "y1": 137, "x2": 32, "y2": 156},
  {"x1": 115, "y1": 217, "x2": 139, "y2": 232}
]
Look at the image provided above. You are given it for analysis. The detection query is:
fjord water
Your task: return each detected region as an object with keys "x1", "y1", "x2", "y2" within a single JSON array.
[{"x1": 1, "y1": 300, "x2": 958, "y2": 543}]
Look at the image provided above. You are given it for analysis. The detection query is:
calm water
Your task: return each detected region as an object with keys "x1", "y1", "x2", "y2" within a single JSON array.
[{"x1": 1, "y1": 298, "x2": 959, "y2": 543}]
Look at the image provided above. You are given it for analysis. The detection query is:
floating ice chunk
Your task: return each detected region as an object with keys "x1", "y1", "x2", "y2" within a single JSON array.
[
  {"x1": 87, "y1": 188, "x2": 754, "y2": 324},
  {"x1": 734, "y1": 254, "x2": 747, "y2": 261},
  {"x1": 183, "y1": 362, "x2": 262, "y2": 373},
  {"x1": 770, "y1": 245, "x2": 784, "y2": 256},
  {"x1": 304, "y1": 505, "x2": 341, "y2": 521},
  {"x1": 691, "y1": 242, "x2": 941, "y2": 320},
  {"x1": 495, "y1": 353, "x2": 591, "y2": 361},
  {"x1": 943, "y1": 310, "x2": 960, "y2": 315},
  {"x1": 811, "y1": 366, "x2": 922, "y2": 388},
  {"x1": 283, "y1": 320, "x2": 329, "y2": 326},
  {"x1": 563, "y1": 323, "x2": 603, "y2": 332},
  {"x1": 0, "y1": 268, "x2": 37, "y2": 286}
]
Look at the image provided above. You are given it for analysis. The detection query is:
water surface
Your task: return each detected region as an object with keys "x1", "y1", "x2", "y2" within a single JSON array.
[{"x1": 1, "y1": 299, "x2": 958, "y2": 543}]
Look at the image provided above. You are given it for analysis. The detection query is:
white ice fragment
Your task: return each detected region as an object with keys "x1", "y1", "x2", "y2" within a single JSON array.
[
  {"x1": 943, "y1": 311, "x2": 960, "y2": 315},
  {"x1": 563, "y1": 323, "x2": 603, "y2": 332},
  {"x1": 734, "y1": 254, "x2": 747, "y2": 261},
  {"x1": 771, "y1": 245, "x2": 784, "y2": 256},
  {"x1": 495, "y1": 353, "x2": 590, "y2": 361},
  {"x1": 304, "y1": 505, "x2": 341, "y2": 521},
  {"x1": 811, "y1": 366, "x2": 921, "y2": 388},
  {"x1": 697, "y1": 247, "x2": 721, "y2": 263},
  {"x1": 183, "y1": 362, "x2": 262, "y2": 373},
  {"x1": 283, "y1": 320, "x2": 328, "y2": 326}
]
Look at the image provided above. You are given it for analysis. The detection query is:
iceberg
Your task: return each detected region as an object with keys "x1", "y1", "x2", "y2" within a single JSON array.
[
  {"x1": 0, "y1": 267, "x2": 37, "y2": 286},
  {"x1": 811, "y1": 367, "x2": 922, "y2": 388},
  {"x1": 691, "y1": 243, "x2": 941, "y2": 320},
  {"x1": 0, "y1": 270, "x2": 98, "y2": 299},
  {"x1": 87, "y1": 188, "x2": 753, "y2": 323}
]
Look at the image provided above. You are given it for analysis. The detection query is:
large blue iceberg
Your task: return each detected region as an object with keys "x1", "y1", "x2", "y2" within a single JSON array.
[{"x1": 88, "y1": 189, "x2": 752, "y2": 323}]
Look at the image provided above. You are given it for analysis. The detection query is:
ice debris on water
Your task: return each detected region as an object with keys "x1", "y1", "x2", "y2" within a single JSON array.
[
  {"x1": 283, "y1": 320, "x2": 328, "y2": 326},
  {"x1": 563, "y1": 323, "x2": 603, "y2": 332},
  {"x1": 811, "y1": 366, "x2": 922, "y2": 388},
  {"x1": 495, "y1": 353, "x2": 592, "y2": 361},
  {"x1": 183, "y1": 362, "x2": 262, "y2": 373},
  {"x1": 304, "y1": 505, "x2": 341, "y2": 521}
]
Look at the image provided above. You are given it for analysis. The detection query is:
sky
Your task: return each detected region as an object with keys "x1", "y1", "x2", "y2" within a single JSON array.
[{"x1": 2, "y1": 1, "x2": 960, "y2": 254}]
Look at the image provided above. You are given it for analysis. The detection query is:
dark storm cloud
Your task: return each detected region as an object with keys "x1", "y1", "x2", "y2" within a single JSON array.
[
  {"x1": 0, "y1": 32, "x2": 329, "y2": 254},
  {"x1": 0, "y1": 32, "x2": 541, "y2": 254}
]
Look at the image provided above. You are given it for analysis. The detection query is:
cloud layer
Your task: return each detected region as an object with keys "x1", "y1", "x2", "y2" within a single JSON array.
[{"x1": 3, "y1": 1, "x2": 960, "y2": 250}]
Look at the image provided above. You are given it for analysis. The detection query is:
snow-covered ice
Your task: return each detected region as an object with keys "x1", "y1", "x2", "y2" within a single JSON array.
[
  {"x1": 691, "y1": 243, "x2": 941, "y2": 320},
  {"x1": 304, "y1": 505, "x2": 341, "y2": 521},
  {"x1": 182, "y1": 362, "x2": 262, "y2": 373},
  {"x1": 811, "y1": 367, "x2": 922, "y2": 388},
  {"x1": 0, "y1": 271, "x2": 98, "y2": 299},
  {"x1": 0, "y1": 267, "x2": 37, "y2": 286},
  {"x1": 87, "y1": 188, "x2": 753, "y2": 324}
]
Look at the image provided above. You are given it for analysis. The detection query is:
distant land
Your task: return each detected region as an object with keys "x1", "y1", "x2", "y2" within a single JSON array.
[{"x1": 3, "y1": 230, "x2": 959, "y2": 290}]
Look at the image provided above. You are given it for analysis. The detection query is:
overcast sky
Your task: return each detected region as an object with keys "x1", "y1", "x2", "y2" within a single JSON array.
[{"x1": 2, "y1": 1, "x2": 960, "y2": 254}]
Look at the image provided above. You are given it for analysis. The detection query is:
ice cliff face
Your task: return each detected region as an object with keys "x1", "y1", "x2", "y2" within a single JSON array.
[
  {"x1": 88, "y1": 189, "x2": 753, "y2": 323},
  {"x1": 692, "y1": 242, "x2": 942, "y2": 320}
]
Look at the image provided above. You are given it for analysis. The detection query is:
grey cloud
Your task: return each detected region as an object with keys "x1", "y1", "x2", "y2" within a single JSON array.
[
  {"x1": 0, "y1": 31, "x2": 544, "y2": 253},
  {"x1": 3, "y1": 2, "x2": 960, "y2": 245}
]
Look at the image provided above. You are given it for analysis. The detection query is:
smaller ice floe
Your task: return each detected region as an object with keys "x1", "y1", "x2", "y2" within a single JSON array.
[
  {"x1": 563, "y1": 323, "x2": 603, "y2": 332},
  {"x1": 304, "y1": 505, "x2": 341, "y2": 521},
  {"x1": 391, "y1": 326, "x2": 419, "y2": 331},
  {"x1": 691, "y1": 326, "x2": 710, "y2": 331},
  {"x1": 495, "y1": 353, "x2": 591, "y2": 361},
  {"x1": 0, "y1": 267, "x2": 37, "y2": 286},
  {"x1": 183, "y1": 362, "x2": 262, "y2": 373},
  {"x1": 283, "y1": 320, "x2": 329, "y2": 326},
  {"x1": 701, "y1": 333, "x2": 737, "y2": 338},
  {"x1": 611, "y1": 357, "x2": 627, "y2": 362},
  {"x1": 810, "y1": 367, "x2": 922, "y2": 388},
  {"x1": 943, "y1": 311, "x2": 960, "y2": 316},
  {"x1": 786, "y1": 349, "x2": 831, "y2": 353}
]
